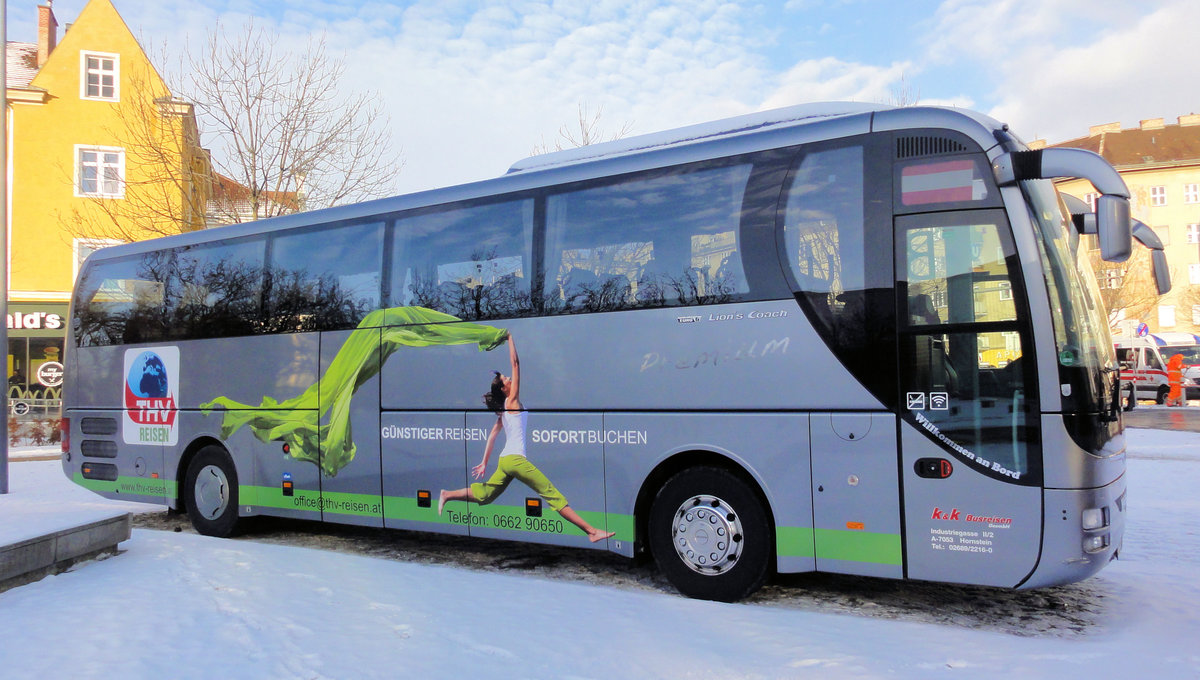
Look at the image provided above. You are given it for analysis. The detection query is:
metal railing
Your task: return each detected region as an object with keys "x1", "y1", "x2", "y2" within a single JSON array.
[{"x1": 7, "y1": 386, "x2": 62, "y2": 418}]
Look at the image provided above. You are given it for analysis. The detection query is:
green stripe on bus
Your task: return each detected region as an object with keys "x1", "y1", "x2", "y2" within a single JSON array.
[
  {"x1": 776, "y1": 526, "x2": 816, "y2": 557},
  {"x1": 389, "y1": 498, "x2": 634, "y2": 541},
  {"x1": 242, "y1": 487, "x2": 635, "y2": 541},
  {"x1": 814, "y1": 528, "x2": 903, "y2": 566},
  {"x1": 605, "y1": 513, "x2": 635, "y2": 543},
  {"x1": 240, "y1": 486, "x2": 380, "y2": 517},
  {"x1": 74, "y1": 472, "x2": 177, "y2": 499}
]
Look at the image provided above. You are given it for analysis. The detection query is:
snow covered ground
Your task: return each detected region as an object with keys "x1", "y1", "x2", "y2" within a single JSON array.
[{"x1": 1, "y1": 428, "x2": 1198, "y2": 679}]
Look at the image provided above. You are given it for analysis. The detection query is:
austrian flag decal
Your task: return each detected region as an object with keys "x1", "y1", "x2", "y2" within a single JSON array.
[{"x1": 122, "y1": 347, "x2": 180, "y2": 446}]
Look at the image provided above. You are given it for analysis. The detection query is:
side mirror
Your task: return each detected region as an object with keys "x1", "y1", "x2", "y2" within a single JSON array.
[
  {"x1": 1060, "y1": 194, "x2": 1096, "y2": 234},
  {"x1": 1096, "y1": 194, "x2": 1132, "y2": 263},
  {"x1": 995, "y1": 150, "x2": 1132, "y2": 262},
  {"x1": 1150, "y1": 250, "x2": 1172, "y2": 295},
  {"x1": 1132, "y1": 221, "x2": 1171, "y2": 295}
]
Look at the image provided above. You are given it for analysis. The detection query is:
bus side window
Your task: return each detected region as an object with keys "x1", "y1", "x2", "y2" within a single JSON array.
[
  {"x1": 780, "y1": 142, "x2": 891, "y2": 377},
  {"x1": 267, "y1": 221, "x2": 383, "y2": 332},
  {"x1": 544, "y1": 163, "x2": 752, "y2": 314},
  {"x1": 75, "y1": 254, "x2": 171, "y2": 346},
  {"x1": 391, "y1": 199, "x2": 535, "y2": 321},
  {"x1": 168, "y1": 237, "x2": 265, "y2": 339}
]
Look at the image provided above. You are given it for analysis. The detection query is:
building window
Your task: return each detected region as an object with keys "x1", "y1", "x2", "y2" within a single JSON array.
[
  {"x1": 1151, "y1": 186, "x2": 1167, "y2": 206},
  {"x1": 1193, "y1": 305, "x2": 1200, "y2": 326},
  {"x1": 1103, "y1": 268, "x2": 1123, "y2": 289},
  {"x1": 1159, "y1": 305, "x2": 1176, "y2": 328},
  {"x1": 73, "y1": 238, "x2": 123, "y2": 279},
  {"x1": 75, "y1": 146, "x2": 125, "y2": 198},
  {"x1": 1084, "y1": 193, "x2": 1100, "y2": 211},
  {"x1": 80, "y1": 52, "x2": 119, "y2": 101},
  {"x1": 1186, "y1": 184, "x2": 1199, "y2": 204},
  {"x1": 1187, "y1": 224, "x2": 1200, "y2": 244},
  {"x1": 1190, "y1": 264, "x2": 1200, "y2": 286}
]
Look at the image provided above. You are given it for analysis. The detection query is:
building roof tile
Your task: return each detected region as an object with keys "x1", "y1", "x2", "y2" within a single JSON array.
[
  {"x1": 5, "y1": 42, "x2": 40, "y2": 88},
  {"x1": 1051, "y1": 118, "x2": 1200, "y2": 167}
]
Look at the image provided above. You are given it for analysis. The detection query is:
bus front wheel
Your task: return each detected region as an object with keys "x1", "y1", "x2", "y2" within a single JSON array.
[
  {"x1": 184, "y1": 445, "x2": 242, "y2": 537},
  {"x1": 648, "y1": 466, "x2": 771, "y2": 602}
]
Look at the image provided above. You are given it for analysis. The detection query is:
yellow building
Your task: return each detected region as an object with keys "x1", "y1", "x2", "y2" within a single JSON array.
[
  {"x1": 1043, "y1": 116, "x2": 1200, "y2": 335},
  {"x1": 5, "y1": 0, "x2": 210, "y2": 401}
]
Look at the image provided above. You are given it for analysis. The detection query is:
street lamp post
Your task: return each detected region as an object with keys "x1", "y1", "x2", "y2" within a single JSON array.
[{"x1": 2, "y1": 0, "x2": 10, "y2": 494}]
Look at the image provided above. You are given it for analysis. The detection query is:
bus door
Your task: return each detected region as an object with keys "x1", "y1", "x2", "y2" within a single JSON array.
[
  {"x1": 318, "y1": 328, "x2": 384, "y2": 527},
  {"x1": 896, "y1": 211, "x2": 1043, "y2": 586},
  {"x1": 810, "y1": 413, "x2": 902, "y2": 578}
]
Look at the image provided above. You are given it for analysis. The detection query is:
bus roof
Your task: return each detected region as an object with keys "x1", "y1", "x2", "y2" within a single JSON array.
[
  {"x1": 505, "y1": 102, "x2": 891, "y2": 174},
  {"x1": 79, "y1": 103, "x2": 1009, "y2": 265}
]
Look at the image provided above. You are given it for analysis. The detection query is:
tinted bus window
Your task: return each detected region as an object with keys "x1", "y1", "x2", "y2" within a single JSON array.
[
  {"x1": 781, "y1": 145, "x2": 866, "y2": 331},
  {"x1": 75, "y1": 254, "x2": 168, "y2": 346},
  {"x1": 544, "y1": 164, "x2": 752, "y2": 314},
  {"x1": 165, "y1": 238, "x2": 265, "y2": 339},
  {"x1": 265, "y1": 221, "x2": 384, "y2": 332},
  {"x1": 76, "y1": 238, "x2": 268, "y2": 346},
  {"x1": 391, "y1": 200, "x2": 535, "y2": 321}
]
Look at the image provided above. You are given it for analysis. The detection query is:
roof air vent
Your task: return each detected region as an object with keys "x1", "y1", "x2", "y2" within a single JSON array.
[{"x1": 896, "y1": 136, "x2": 968, "y2": 159}]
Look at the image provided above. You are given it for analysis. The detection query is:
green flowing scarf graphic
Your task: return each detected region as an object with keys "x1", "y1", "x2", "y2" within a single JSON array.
[{"x1": 200, "y1": 306, "x2": 508, "y2": 476}]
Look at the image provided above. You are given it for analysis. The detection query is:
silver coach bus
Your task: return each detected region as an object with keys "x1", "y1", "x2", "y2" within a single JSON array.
[{"x1": 63, "y1": 103, "x2": 1133, "y2": 601}]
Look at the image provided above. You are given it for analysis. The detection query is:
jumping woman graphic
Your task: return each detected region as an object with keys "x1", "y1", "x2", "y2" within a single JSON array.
[{"x1": 438, "y1": 333, "x2": 615, "y2": 543}]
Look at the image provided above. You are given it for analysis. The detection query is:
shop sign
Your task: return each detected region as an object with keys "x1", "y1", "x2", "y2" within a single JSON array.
[
  {"x1": 7, "y1": 312, "x2": 64, "y2": 330},
  {"x1": 37, "y1": 361, "x2": 65, "y2": 387}
]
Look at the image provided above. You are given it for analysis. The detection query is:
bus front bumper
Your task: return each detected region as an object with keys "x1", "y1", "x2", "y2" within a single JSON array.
[{"x1": 1020, "y1": 476, "x2": 1126, "y2": 589}]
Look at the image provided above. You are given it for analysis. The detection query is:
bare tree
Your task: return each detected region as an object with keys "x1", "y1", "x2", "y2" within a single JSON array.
[
  {"x1": 1088, "y1": 242, "x2": 1161, "y2": 328},
  {"x1": 1172, "y1": 285, "x2": 1200, "y2": 328},
  {"x1": 532, "y1": 103, "x2": 634, "y2": 155},
  {"x1": 60, "y1": 61, "x2": 212, "y2": 242},
  {"x1": 187, "y1": 21, "x2": 402, "y2": 223},
  {"x1": 882, "y1": 73, "x2": 921, "y2": 107}
]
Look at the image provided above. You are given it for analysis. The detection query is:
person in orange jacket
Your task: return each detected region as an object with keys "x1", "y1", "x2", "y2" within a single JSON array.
[{"x1": 1167, "y1": 353, "x2": 1186, "y2": 406}]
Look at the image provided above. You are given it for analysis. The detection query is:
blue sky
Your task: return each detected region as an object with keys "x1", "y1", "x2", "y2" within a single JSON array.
[{"x1": 7, "y1": 0, "x2": 1197, "y2": 195}]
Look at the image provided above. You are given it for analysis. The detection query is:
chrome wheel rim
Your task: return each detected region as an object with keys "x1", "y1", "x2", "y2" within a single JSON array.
[
  {"x1": 671, "y1": 494, "x2": 743, "y2": 575},
  {"x1": 194, "y1": 464, "x2": 230, "y2": 521}
]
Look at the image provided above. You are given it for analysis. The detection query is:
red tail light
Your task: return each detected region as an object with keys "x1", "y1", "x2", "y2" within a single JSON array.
[{"x1": 61, "y1": 417, "x2": 70, "y2": 454}]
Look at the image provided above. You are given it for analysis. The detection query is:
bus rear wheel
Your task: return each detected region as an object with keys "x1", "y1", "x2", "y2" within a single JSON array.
[
  {"x1": 184, "y1": 445, "x2": 242, "y2": 537},
  {"x1": 1157, "y1": 385, "x2": 1170, "y2": 405},
  {"x1": 648, "y1": 466, "x2": 771, "y2": 602}
]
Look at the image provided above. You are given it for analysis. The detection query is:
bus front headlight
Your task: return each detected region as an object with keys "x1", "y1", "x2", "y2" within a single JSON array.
[
  {"x1": 1083, "y1": 534, "x2": 1110, "y2": 553},
  {"x1": 1081, "y1": 507, "x2": 1109, "y2": 530}
]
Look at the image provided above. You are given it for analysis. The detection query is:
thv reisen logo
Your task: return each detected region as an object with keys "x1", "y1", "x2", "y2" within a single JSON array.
[{"x1": 122, "y1": 347, "x2": 180, "y2": 446}]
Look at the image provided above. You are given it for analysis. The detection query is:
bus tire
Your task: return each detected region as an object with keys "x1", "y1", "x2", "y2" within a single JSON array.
[
  {"x1": 1157, "y1": 385, "x2": 1169, "y2": 405},
  {"x1": 184, "y1": 445, "x2": 242, "y2": 538},
  {"x1": 648, "y1": 466, "x2": 772, "y2": 602}
]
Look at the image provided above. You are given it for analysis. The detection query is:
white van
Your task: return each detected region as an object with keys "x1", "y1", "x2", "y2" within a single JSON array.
[{"x1": 1113, "y1": 332, "x2": 1200, "y2": 406}]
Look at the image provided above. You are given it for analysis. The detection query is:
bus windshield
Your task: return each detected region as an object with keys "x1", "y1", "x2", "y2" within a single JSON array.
[{"x1": 1023, "y1": 179, "x2": 1116, "y2": 414}]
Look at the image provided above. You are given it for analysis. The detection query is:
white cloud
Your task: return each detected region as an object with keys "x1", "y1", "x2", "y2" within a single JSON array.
[
  {"x1": 760, "y1": 57, "x2": 912, "y2": 110},
  {"x1": 981, "y1": 0, "x2": 1200, "y2": 142},
  {"x1": 308, "y1": 1, "x2": 774, "y2": 192}
]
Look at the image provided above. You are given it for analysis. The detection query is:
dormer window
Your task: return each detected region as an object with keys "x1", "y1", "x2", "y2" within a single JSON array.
[{"x1": 81, "y1": 51, "x2": 119, "y2": 101}]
